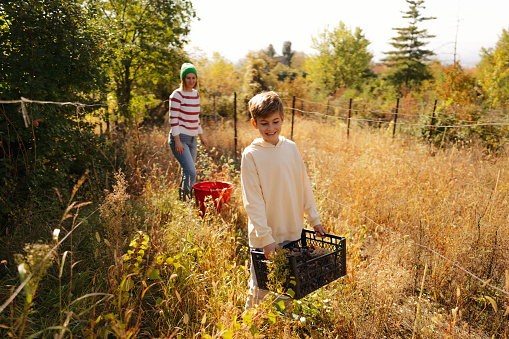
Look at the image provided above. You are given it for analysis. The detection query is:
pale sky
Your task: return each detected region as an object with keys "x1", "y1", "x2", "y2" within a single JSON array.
[{"x1": 185, "y1": 0, "x2": 509, "y2": 67}]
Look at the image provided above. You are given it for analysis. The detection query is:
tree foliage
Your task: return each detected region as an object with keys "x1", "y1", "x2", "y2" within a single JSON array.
[
  {"x1": 0, "y1": 0, "x2": 111, "y2": 223},
  {"x1": 266, "y1": 44, "x2": 277, "y2": 59},
  {"x1": 199, "y1": 52, "x2": 241, "y2": 96},
  {"x1": 282, "y1": 41, "x2": 295, "y2": 67},
  {"x1": 94, "y1": 0, "x2": 195, "y2": 120},
  {"x1": 0, "y1": 0, "x2": 105, "y2": 100},
  {"x1": 434, "y1": 62, "x2": 480, "y2": 119},
  {"x1": 476, "y1": 28, "x2": 509, "y2": 108},
  {"x1": 242, "y1": 50, "x2": 277, "y2": 97},
  {"x1": 197, "y1": 52, "x2": 241, "y2": 118},
  {"x1": 383, "y1": 0, "x2": 435, "y2": 90},
  {"x1": 422, "y1": 62, "x2": 505, "y2": 149},
  {"x1": 307, "y1": 21, "x2": 373, "y2": 95}
]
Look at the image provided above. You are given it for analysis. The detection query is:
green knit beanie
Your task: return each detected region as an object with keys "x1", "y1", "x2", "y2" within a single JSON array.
[{"x1": 180, "y1": 63, "x2": 198, "y2": 81}]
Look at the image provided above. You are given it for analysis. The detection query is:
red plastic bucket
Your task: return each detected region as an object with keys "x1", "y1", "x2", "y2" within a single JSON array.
[{"x1": 193, "y1": 181, "x2": 233, "y2": 215}]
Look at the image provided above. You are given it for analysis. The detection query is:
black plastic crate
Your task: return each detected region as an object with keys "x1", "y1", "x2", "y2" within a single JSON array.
[{"x1": 250, "y1": 229, "x2": 346, "y2": 300}]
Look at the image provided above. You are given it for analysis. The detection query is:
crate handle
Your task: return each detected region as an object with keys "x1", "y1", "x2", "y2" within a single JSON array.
[{"x1": 302, "y1": 228, "x2": 335, "y2": 239}]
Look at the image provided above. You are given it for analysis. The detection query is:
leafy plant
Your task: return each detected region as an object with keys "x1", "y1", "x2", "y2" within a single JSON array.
[
  {"x1": 266, "y1": 246, "x2": 291, "y2": 294},
  {"x1": 13, "y1": 242, "x2": 56, "y2": 337}
]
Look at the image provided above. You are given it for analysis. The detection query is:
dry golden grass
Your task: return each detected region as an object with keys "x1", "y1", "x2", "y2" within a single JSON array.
[
  {"x1": 3, "y1": 115, "x2": 508, "y2": 338},
  {"x1": 193, "y1": 115, "x2": 509, "y2": 337}
]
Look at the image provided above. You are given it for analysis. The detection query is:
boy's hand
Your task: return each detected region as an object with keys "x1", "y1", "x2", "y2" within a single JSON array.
[
  {"x1": 313, "y1": 224, "x2": 326, "y2": 237},
  {"x1": 263, "y1": 242, "x2": 277, "y2": 260}
]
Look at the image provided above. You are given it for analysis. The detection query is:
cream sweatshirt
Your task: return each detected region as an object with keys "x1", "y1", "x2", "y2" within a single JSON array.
[{"x1": 241, "y1": 136, "x2": 321, "y2": 249}]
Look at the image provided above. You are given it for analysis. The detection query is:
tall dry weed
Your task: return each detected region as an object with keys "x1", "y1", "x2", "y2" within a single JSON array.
[{"x1": 99, "y1": 170, "x2": 131, "y2": 258}]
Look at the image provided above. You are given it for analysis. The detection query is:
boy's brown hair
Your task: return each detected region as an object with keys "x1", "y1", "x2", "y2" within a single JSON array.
[{"x1": 248, "y1": 91, "x2": 284, "y2": 120}]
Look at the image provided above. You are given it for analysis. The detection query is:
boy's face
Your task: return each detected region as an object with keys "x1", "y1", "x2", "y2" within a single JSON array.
[{"x1": 251, "y1": 111, "x2": 283, "y2": 146}]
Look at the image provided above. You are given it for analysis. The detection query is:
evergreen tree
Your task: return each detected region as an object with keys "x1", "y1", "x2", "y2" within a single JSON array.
[
  {"x1": 266, "y1": 44, "x2": 277, "y2": 58},
  {"x1": 383, "y1": 0, "x2": 436, "y2": 90},
  {"x1": 282, "y1": 41, "x2": 295, "y2": 67}
]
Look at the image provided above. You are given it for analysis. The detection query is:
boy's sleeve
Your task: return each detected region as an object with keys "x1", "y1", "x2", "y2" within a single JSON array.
[
  {"x1": 241, "y1": 151, "x2": 275, "y2": 248},
  {"x1": 301, "y1": 156, "x2": 321, "y2": 227}
]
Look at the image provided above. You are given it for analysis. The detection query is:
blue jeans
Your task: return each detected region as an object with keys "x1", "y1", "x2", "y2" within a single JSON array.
[{"x1": 169, "y1": 133, "x2": 198, "y2": 193}]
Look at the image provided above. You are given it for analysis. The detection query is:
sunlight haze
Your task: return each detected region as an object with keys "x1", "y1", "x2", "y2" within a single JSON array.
[{"x1": 186, "y1": 0, "x2": 509, "y2": 67}]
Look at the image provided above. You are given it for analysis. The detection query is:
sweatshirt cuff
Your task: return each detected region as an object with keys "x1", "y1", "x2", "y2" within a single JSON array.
[
  {"x1": 309, "y1": 217, "x2": 322, "y2": 227},
  {"x1": 250, "y1": 234, "x2": 275, "y2": 249},
  {"x1": 306, "y1": 207, "x2": 321, "y2": 226}
]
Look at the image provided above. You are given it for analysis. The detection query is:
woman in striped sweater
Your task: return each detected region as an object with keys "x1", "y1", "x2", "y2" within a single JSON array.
[{"x1": 169, "y1": 63, "x2": 208, "y2": 201}]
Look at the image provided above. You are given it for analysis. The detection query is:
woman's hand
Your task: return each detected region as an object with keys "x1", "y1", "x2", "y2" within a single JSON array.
[
  {"x1": 199, "y1": 134, "x2": 208, "y2": 148},
  {"x1": 174, "y1": 139, "x2": 184, "y2": 155}
]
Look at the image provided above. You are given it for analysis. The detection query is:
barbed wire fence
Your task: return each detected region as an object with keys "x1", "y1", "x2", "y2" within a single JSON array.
[
  {"x1": 2, "y1": 93, "x2": 509, "y2": 152},
  {"x1": 281, "y1": 96, "x2": 509, "y2": 139}
]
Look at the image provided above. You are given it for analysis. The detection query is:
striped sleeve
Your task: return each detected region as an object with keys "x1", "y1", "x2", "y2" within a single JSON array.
[
  {"x1": 169, "y1": 90, "x2": 202, "y2": 136},
  {"x1": 169, "y1": 91, "x2": 183, "y2": 136},
  {"x1": 196, "y1": 92, "x2": 203, "y2": 134}
]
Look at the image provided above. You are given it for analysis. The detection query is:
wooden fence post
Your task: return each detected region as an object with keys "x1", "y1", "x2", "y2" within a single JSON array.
[
  {"x1": 325, "y1": 97, "x2": 329, "y2": 122},
  {"x1": 428, "y1": 99, "x2": 437, "y2": 140},
  {"x1": 347, "y1": 98, "x2": 352, "y2": 138},
  {"x1": 392, "y1": 98, "x2": 400, "y2": 138},
  {"x1": 234, "y1": 92, "x2": 237, "y2": 158},
  {"x1": 105, "y1": 109, "x2": 110, "y2": 134},
  {"x1": 291, "y1": 96, "x2": 296, "y2": 140},
  {"x1": 213, "y1": 93, "x2": 218, "y2": 126}
]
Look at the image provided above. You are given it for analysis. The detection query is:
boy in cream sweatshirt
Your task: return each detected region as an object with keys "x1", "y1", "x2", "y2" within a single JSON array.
[{"x1": 241, "y1": 91, "x2": 326, "y2": 309}]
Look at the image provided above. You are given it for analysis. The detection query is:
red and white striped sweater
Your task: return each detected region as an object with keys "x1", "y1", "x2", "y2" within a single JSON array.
[{"x1": 169, "y1": 89, "x2": 203, "y2": 136}]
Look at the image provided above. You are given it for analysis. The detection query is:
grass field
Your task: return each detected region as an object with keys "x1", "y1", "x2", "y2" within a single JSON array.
[{"x1": 1, "y1": 115, "x2": 508, "y2": 338}]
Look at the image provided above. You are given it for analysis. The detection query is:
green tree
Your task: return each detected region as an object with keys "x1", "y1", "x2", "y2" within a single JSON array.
[
  {"x1": 0, "y1": 0, "x2": 110, "y2": 224},
  {"x1": 266, "y1": 44, "x2": 277, "y2": 58},
  {"x1": 282, "y1": 41, "x2": 295, "y2": 67},
  {"x1": 200, "y1": 52, "x2": 241, "y2": 96},
  {"x1": 242, "y1": 50, "x2": 277, "y2": 97},
  {"x1": 435, "y1": 62, "x2": 480, "y2": 120},
  {"x1": 0, "y1": 0, "x2": 105, "y2": 100},
  {"x1": 95, "y1": 0, "x2": 195, "y2": 121},
  {"x1": 383, "y1": 0, "x2": 436, "y2": 91},
  {"x1": 307, "y1": 21, "x2": 373, "y2": 95},
  {"x1": 476, "y1": 28, "x2": 509, "y2": 108},
  {"x1": 196, "y1": 53, "x2": 241, "y2": 118}
]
